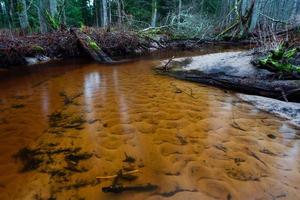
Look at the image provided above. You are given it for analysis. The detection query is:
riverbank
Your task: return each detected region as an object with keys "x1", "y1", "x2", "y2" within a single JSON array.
[
  {"x1": 156, "y1": 51, "x2": 300, "y2": 103},
  {"x1": 0, "y1": 27, "x2": 252, "y2": 69}
]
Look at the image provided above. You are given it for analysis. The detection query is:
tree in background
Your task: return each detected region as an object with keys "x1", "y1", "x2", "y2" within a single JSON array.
[{"x1": 0, "y1": 0, "x2": 299, "y2": 38}]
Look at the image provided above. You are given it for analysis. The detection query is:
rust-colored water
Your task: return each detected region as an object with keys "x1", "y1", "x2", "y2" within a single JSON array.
[{"x1": 0, "y1": 50, "x2": 300, "y2": 200}]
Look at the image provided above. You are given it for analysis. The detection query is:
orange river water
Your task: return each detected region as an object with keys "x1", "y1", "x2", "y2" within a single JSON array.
[{"x1": 0, "y1": 48, "x2": 299, "y2": 200}]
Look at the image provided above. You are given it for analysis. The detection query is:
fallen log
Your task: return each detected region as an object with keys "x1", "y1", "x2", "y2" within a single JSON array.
[
  {"x1": 71, "y1": 28, "x2": 113, "y2": 63},
  {"x1": 164, "y1": 70, "x2": 300, "y2": 102},
  {"x1": 156, "y1": 51, "x2": 300, "y2": 102}
]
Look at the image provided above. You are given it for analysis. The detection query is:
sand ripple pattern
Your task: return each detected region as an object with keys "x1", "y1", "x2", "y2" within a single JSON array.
[{"x1": 0, "y1": 57, "x2": 299, "y2": 200}]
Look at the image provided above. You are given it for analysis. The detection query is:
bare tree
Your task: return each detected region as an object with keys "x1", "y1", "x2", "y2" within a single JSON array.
[
  {"x1": 49, "y1": 0, "x2": 58, "y2": 17},
  {"x1": 151, "y1": 0, "x2": 157, "y2": 27},
  {"x1": 116, "y1": 0, "x2": 122, "y2": 27},
  {"x1": 178, "y1": 0, "x2": 182, "y2": 29},
  {"x1": 38, "y1": 0, "x2": 48, "y2": 33},
  {"x1": 17, "y1": 0, "x2": 29, "y2": 30},
  {"x1": 102, "y1": 0, "x2": 108, "y2": 27}
]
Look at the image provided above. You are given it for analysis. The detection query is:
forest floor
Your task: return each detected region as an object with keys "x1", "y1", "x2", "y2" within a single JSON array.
[{"x1": 0, "y1": 27, "x2": 251, "y2": 68}]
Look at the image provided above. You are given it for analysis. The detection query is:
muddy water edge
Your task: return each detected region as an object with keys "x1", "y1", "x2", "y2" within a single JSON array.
[{"x1": 0, "y1": 47, "x2": 300, "y2": 200}]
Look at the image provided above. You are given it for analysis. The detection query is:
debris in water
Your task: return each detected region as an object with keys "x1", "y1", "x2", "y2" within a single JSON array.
[
  {"x1": 11, "y1": 104, "x2": 25, "y2": 109},
  {"x1": 96, "y1": 169, "x2": 140, "y2": 180},
  {"x1": 102, "y1": 183, "x2": 158, "y2": 193},
  {"x1": 267, "y1": 134, "x2": 276, "y2": 139},
  {"x1": 48, "y1": 110, "x2": 85, "y2": 129},
  {"x1": 65, "y1": 152, "x2": 93, "y2": 164},
  {"x1": 99, "y1": 167, "x2": 157, "y2": 194},
  {"x1": 14, "y1": 147, "x2": 43, "y2": 172},
  {"x1": 123, "y1": 153, "x2": 136, "y2": 163},
  {"x1": 59, "y1": 91, "x2": 83, "y2": 105}
]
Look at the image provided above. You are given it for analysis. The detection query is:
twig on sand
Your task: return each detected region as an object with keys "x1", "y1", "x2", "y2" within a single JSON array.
[
  {"x1": 164, "y1": 56, "x2": 175, "y2": 71},
  {"x1": 280, "y1": 88, "x2": 289, "y2": 102},
  {"x1": 96, "y1": 169, "x2": 140, "y2": 180},
  {"x1": 170, "y1": 82, "x2": 200, "y2": 99}
]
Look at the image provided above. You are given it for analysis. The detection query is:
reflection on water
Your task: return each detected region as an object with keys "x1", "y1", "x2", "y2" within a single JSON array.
[
  {"x1": 0, "y1": 50, "x2": 300, "y2": 200},
  {"x1": 84, "y1": 72, "x2": 101, "y2": 99}
]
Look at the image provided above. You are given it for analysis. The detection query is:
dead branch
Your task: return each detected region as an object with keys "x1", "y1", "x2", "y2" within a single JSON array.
[
  {"x1": 164, "y1": 56, "x2": 175, "y2": 71},
  {"x1": 96, "y1": 169, "x2": 140, "y2": 180}
]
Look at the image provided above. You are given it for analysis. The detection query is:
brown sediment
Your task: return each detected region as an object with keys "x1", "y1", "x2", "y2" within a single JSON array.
[{"x1": 0, "y1": 50, "x2": 299, "y2": 200}]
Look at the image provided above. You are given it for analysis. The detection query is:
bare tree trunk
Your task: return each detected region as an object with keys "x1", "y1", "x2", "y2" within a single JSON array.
[
  {"x1": 38, "y1": 0, "x2": 48, "y2": 33},
  {"x1": 62, "y1": 0, "x2": 67, "y2": 25},
  {"x1": 177, "y1": 0, "x2": 182, "y2": 29},
  {"x1": 94, "y1": 0, "x2": 100, "y2": 26},
  {"x1": 116, "y1": 0, "x2": 122, "y2": 27},
  {"x1": 102, "y1": 0, "x2": 108, "y2": 27},
  {"x1": 107, "y1": 0, "x2": 111, "y2": 31},
  {"x1": 2, "y1": 0, "x2": 12, "y2": 30},
  {"x1": 249, "y1": 0, "x2": 259, "y2": 32},
  {"x1": 0, "y1": 3, "x2": 4, "y2": 27},
  {"x1": 151, "y1": 0, "x2": 157, "y2": 27},
  {"x1": 290, "y1": 0, "x2": 299, "y2": 22},
  {"x1": 49, "y1": 0, "x2": 58, "y2": 17},
  {"x1": 17, "y1": 0, "x2": 29, "y2": 30}
]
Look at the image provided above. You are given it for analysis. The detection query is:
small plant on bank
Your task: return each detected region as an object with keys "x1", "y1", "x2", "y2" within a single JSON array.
[
  {"x1": 31, "y1": 45, "x2": 45, "y2": 54},
  {"x1": 45, "y1": 11, "x2": 60, "y2": 31},
  {"x1": 256, "y1": 43, "x2": 300, "y2": 77}
]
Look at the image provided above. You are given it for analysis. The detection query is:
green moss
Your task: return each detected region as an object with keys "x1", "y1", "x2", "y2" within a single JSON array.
[
  {"x1": 88, "y1": 41, "x2": 101, "y2": 51},
  {"x1": 258, "y1": 43, "x2": 300, "y2": 75},
  {"x1": 138, "y1": 27, "x2": 170, "y2": 39},
  {"x1": 31, "y1": 45, "x2": 44, "y2": 53}
]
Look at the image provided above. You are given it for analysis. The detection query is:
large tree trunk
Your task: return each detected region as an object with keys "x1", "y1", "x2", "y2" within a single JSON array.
[
  {"x1": 116, "y1": 0, "x2": 122, "y2": 27},
  {"x1": 17, "y1": 0, "x2": 29, "y2": 30},
  {"x1": 8, "y1": 0, "x2": 16, "y2": 28},
  {"x1": 38, "y1": 0, "x2": 48, "y2": 33},
  {"x1": 290, "y1": 0, "x2": 299, "y2": 22},
  {"x1": 249, "y1": 0, "x2": 260, "y2": 32},
  {"x1": 57, "y1": 0, "x2": 66, "y2": 25},
  {"x1": 49, "y1": 0, "x2": 58, "y2": 17},
  {"x1": 1, "y1": 1, "x2": 12, "y2": 30},
  {"x1": 177, "y1": 0, "x2": 182, "y2": 29},
  {"x1": 151, "y1": 0, "x2": 157, "y2": 27},
  {"x1": 108, "y1": 0, "x2": 111, "y2": 30},
  {"x1": 94, "y1": 0, "x2": 100, "y2": 26},
  {"x1": 102, "y1": 0, "x2": 108, "y2": 27}
]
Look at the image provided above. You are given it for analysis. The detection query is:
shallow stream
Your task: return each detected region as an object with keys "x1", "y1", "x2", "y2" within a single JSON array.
[{"x1": 0, "y1": 48, "x2": 300, "y2": 200}]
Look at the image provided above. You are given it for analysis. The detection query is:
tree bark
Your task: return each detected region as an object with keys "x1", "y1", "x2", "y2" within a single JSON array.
[
  {"x1": 116, "y1": 0, "x2": 122, "y2": 27},
  {"x1": 108, "y1": 0, "x2": 111, "y2": 30},
  {"x1": 102, "y1": 0, "x2": 108, "y2": 27},
  {"x1": 94, "y1": 0, "x2": 100, "y2": 26},
  {"x1": 49, "y1": 0, "x2": 58, "y2": 17},
  {"x1": 290, "y1": 0, "x2": 298, "y2": 21},
  {"x1": 38, "y1": 0, "x2": 48, "y2": 33},
  {"x1": 16, "y1": 0, "x2": 29, "y2": 30},
  {"x1": 249, "y1": 0, "x2": 259, "y2": 32},
  {"x1": 177, "y1": 0, "x2": 182, "y2": 29},
  {"x1": 151, "y1": 0, "x2": 157, "y2": 27}
]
